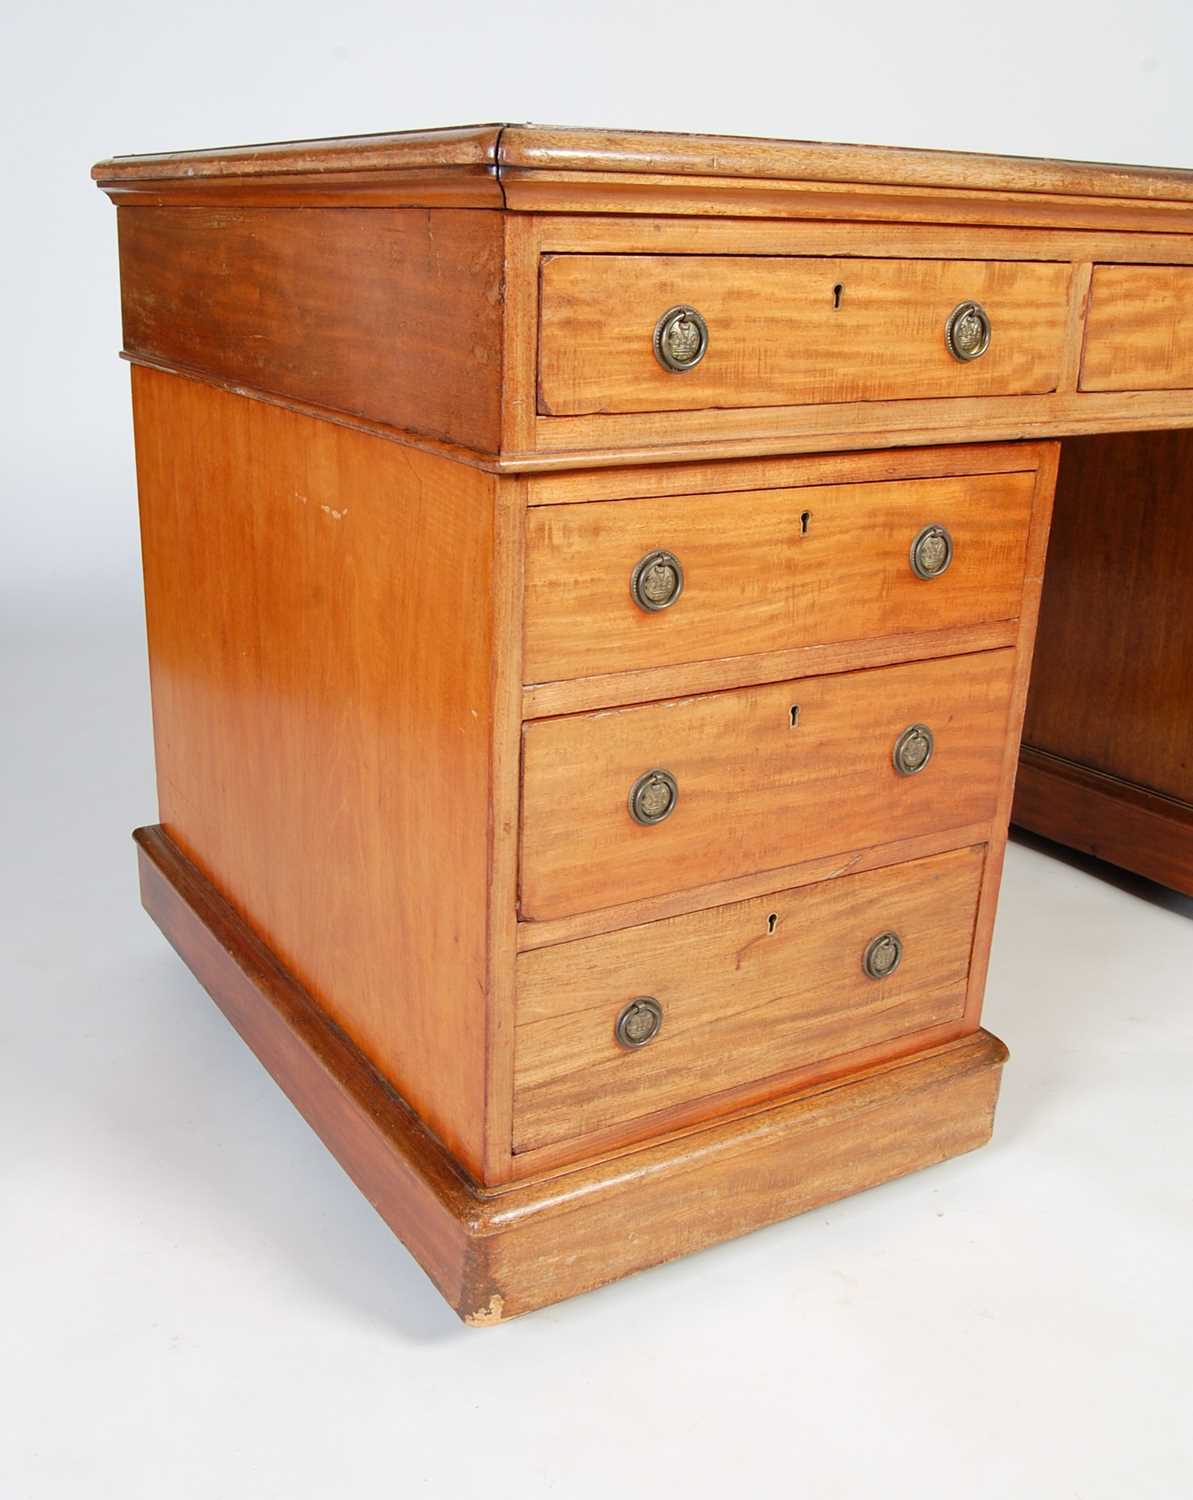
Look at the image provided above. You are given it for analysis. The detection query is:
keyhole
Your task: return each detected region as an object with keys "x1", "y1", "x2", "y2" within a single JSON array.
[
  {"x1": 767, "y1": 913, "x2": 779, "y2": 934},
  {"x1": 800, "y1": 511, "x2": 811, "y2": 535},
  {"x1": 789, "y1": 705, "x2": 800, "y2": 728},
  {"x1": 833, "y1": 283, "x2": 844, "y2": 309}
]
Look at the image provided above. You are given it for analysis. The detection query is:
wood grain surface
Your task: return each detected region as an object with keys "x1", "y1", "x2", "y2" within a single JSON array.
[
  {"x1": 529, "y1": 214, "x2": 1193, "y2": 280},
  {"x1": 95, "y1": 124, "x2": 503, "y2": 179},
  {"x1": 118, "y1": 206, "x2": 504, "y2": 451},
  {"x1": 522, "y1": 622, "x2": 1019, "y2": 720},
  {"x1": 95, "y1": 135, "x2": 1193, "y2": 472},
  {"x1": 524, "y1": 471, "x2": 1035, "y2": 682},
  {"x1": 1016, "y1": 431, "x2": 1193, "y2": 892},
  {"x1": 134, "y1": 824, "x2": 483, "y2": 1310},
  {"x1": 1022, "y1": 432, "x2": 1193, "y2": 803},
  {"x1": 524, "y1": 439, "x2": 1051, "y2": 505},
  {"x1": 496, "y1": 125, "x2": 1193, "y2": 202},
  {"x1": 93, "y1": 123, "x2": 1193, "y2": 231},
  {"x1": 527, "y1": 389, "x2": 1193, "y2": 469},
  {"x1": 1081, "y1": 265, "x2": 1193, "y2": 391},
  {"x1": 517, "y1": 218, "x2": 1192, "y2": 464},
  {"x1": 99, "y1": 182, "x2": 1193, "y2": 467},
  {"x1": 954, "y1": 447, "x2": 1058, "y2": 1033},
  {"x1": 519, "y1": 648, "x2": 1017, "y2": 921},
  {"x1": 486, "y1": 1025, "x2": 1005, "y2": 1318},
  {"x1": 132, "y1": 366, "x2": 503, "y2": 1178},
  {"x1": 93, "y1": 125, "x2": 505, "y2": 207},
  {"x1": 513, "y1": 844, "x2": 984, "y2": 1151},
  {"x1": 94, "y1": 123, "x2": 1193, "y2": 201},
  {"x1": 538, "y1": 255, "x2": 1071, "y2": 416},
  {"x1": 1013, "y1": 749, "x2": 1193, "y2": 896},
  {"x1": 137, "y1": 820, "x2": 1008, "y2": 1323},
  {"x1": 516, "y1": 822, "x2": 992, "y2": 955},
  {"x1": 92, "y1": 116, "x2": 1193, "y2": 1320},
  {"x1": 501, "y1": 170, "x2": 1193, "y2": 232}
]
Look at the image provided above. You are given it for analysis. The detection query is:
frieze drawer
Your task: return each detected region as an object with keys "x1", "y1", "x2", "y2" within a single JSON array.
[
  {"x1": 538, "y1": 254, "x2": 1071, "y2": 417},
  {"x1": 1080, "y1": 264, "x2": 1193, "y2": 392}
]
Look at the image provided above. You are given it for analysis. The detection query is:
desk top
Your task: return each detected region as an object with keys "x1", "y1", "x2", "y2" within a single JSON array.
[
  {"x1": 92, "y1": 124, "x2": 1193, "y2": 466},
  {"x1": 92, "y1": 124, "x2": 1193, "y2": 230}
]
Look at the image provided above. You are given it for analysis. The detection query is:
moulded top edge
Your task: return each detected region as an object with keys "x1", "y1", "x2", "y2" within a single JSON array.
[{"x1": 91, "y1": 122, "x2": 1193, "y2": 205}]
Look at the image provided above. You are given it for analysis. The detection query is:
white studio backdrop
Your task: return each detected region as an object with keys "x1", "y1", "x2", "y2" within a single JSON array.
[
  {"x1": 3, "y1": 0, "x2": 1193, "y2": 603},
  {"x1": 3, "y1": 4, "x2": 1192, "y2": 1499}
]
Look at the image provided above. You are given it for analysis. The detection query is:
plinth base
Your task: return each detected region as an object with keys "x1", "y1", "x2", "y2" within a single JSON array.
[{"x1": 135, "y1": 825, "x2": 1009, "y2": 1324}]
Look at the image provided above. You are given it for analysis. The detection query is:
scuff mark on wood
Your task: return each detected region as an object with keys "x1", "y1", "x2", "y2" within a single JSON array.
[{"x1": 462, "y1": 1292, "x2": 506, "y2": 1327}]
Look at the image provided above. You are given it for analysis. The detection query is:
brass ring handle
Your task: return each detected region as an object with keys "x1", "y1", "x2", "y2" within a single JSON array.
[
  {"x1": 653, "y1": 305, "x2": 709, "y2": 372},
  {"x1": 892, "y1": 724, "x2": 935, "y2": 776},
  {"x1": 628, "y1": 768, "x2": 679, "y2": 825},
  {"x1": 630, "y1": 549, "x2": 685, "y2": 611},
  {"x1": 862, "y1": 932, "x2": 903, "y2": 980},
  {"x1": 616, "y1": 996, "x2": 663, "y2": 1048},
  {"x1": 945, "y1": 301, "x2": 991, "y2": 361},
  {"x1": 910, "y1": 524, "x2": 954, "y2": 579}
]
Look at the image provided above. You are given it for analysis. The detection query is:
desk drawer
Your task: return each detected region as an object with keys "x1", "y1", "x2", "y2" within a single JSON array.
[
  {"x1": 1080, "y1": 264, "x2": 1193, "y2": 391},
  {"x1": 513, "y1": 844, "x2": 984, "y2": 1151},
  {"x1": 519, "y1": 649, "x2": 1014, "y2": 921},
  {"x1": 538, "y1": 255, "x2": 1070, "y2": 417},
  {"x1": 524, "y1": 471, "x2": 1035, "y2": 683}
]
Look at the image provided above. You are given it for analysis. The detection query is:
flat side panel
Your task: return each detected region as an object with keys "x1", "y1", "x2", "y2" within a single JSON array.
[
  {"x1": 513, "y1": 845, "x2": 985, "y2": 1151},
  {"x1": 132, "y1": 366, "x2": 496, "y2": 1175},
  {"x1": 134, "y1": 827, "x2": 479, "y2": 1314},
  {"x1": 519, "y1": 648, "x2": 1017, "y2": 921},
  {"x1": 524, "y1": 471, "x2": 1036, "y2": 682},
  {"x1": 118, "y1": 206, "x2": 504, "y2": 451},
  {"x1": 1022, "y1": 430, "x2": 1193, "y2": 804},
  {"x1": 538, "y1": 255, "x2": 1070, "y2": 416},
  {"x1": 1080, "y1": 265, "x2": 1193, "y2": 391},
  {"x1": 955, "y1": 446, "x2": 1058, "y2": 1033}
]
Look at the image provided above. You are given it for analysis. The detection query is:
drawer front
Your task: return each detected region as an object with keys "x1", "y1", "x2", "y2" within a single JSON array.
[
  {"x1": 538, "y1": 255, "x2": 1070, "y2": 417},
  {"x1": 524, "y1": 471, "x2": 1035, "y2": 683},
  {"x1": 513, "y1": 844, "x2": 984, "y2": 1151},
  {"x1": 1080, "y1": 264, "x2": 1193, "y2": 391},
  {"x1": 520, "y1": 648, "x2": 1014, "y2": 921}
]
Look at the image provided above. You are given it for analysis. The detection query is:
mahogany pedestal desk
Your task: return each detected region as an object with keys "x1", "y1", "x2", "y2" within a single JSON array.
[{"x1": 92, "y1": 127, "x2": 1193, "y2": 1323}]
